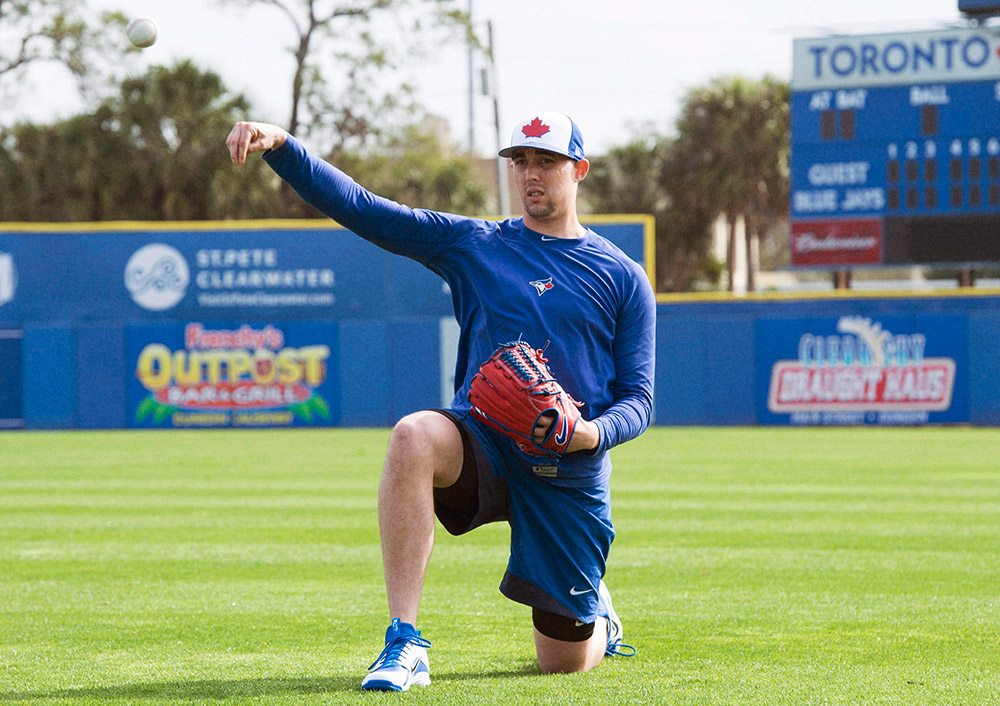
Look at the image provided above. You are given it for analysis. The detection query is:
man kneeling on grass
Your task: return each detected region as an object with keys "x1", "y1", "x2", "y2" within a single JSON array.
[{"x1": 227, "y1": 110, "x2": 654, "y2": 690}]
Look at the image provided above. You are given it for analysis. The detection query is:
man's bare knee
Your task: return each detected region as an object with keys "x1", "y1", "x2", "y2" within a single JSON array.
[
  {"x1": 537, "y1": 647, "x2": 599, "y2": 674},
  {"x1": 388, "y1": 412, "x2": 455, "y2": 459},
  {"x1": 534, "y1": 625, "x2": 606, "y2": 674},
  {"x1": 538, "y1": 654, "x2": 589, "y2": 674},
  {"x1": 386, "y1": 411, "x2": 463, "y2": 488}
]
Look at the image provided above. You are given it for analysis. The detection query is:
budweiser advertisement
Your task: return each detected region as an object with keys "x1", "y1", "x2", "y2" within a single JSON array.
[
  {"x1": 791, "y1": 218, "x2": 882, "y2": 266},
  {"x1": 756, "y1": 315, "x2": 968, "y2": 426}
]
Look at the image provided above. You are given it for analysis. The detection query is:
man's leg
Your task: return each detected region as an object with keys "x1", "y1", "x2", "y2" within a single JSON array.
[
  {"x1": 533, "y1": 619, "x2": 610, "y2": 673},
  {"x1": 378, "y1": 410, "x2": 464, "y2": 623},
  {"x1": 362, "y1": 411, "x2": 466, "y2": 692},
  {"x1": 532, "y1": 579, "x2": 635, "y2": 673}
]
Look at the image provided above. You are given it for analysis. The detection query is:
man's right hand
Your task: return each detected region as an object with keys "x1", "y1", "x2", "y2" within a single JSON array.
[{"x1": 226, "y1": 121, "x2": 289, "y2": 166}]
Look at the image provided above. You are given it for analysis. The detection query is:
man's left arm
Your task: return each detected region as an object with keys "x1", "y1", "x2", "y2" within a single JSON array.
[{"x1": 568, "y1": 274, "x2": 657, "y2": 454}]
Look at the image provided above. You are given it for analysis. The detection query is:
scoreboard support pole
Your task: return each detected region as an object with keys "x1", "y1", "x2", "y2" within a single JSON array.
[{"x1": 832, "y1": 270, "x2": 853, "y2": 290}]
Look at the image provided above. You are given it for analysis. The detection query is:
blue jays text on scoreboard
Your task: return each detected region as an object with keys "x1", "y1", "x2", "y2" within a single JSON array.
[{"x1": 790, "y1": 26, "x2": 1000, "y2": 267}]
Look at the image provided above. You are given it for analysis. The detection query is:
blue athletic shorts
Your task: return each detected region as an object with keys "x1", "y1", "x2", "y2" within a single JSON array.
[{"x1": 431, "y1": 410, "x2": 615, "y2": 624}]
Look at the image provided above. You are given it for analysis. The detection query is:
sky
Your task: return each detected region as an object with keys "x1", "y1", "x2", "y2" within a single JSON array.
[{"x1": 10, "y1": 0, "x2": 974, "y2": 156}]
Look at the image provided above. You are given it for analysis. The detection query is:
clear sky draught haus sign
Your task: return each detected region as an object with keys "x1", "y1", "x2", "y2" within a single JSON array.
[{"x1": 758, "y1": 315, "x2": 966, "y2": 426}]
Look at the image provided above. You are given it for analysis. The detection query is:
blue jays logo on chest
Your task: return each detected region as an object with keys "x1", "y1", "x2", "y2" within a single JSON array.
[{"x1": 529, "y1": 277, "x2": 554, "y2": 296}]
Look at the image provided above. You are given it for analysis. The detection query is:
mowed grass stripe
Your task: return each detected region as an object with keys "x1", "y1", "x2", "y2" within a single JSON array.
[
  {"x1": 609, "y1": 427, "x2": 1000, "y2": 705},
  {"x1": 1, "y1": 427, "x2": 999, "y2": 705}
]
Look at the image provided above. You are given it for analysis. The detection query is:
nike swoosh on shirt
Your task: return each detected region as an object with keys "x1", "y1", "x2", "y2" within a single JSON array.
[{"x1": 569, "y1": 586, "x2": 593, "y2": 596}]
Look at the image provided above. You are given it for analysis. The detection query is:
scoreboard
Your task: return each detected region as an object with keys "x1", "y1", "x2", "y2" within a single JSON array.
[
  {"x1": 960, "y1": 1, "x2": 1000, "y2": 14},
  {"x1": 790, "y1": 26, "x2": 1000, "y2": 267}
]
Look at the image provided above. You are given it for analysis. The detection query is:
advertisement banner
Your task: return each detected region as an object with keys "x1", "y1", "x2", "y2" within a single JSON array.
[
  {"x1": 757, "y1": 314, "x2": 968, "y2": 425},
  {"x1": 0, "y1": 233, "x2": 74, "y2": 324},
  {"x1": 127, "y1": 321, "x2": 338, "y2": 429},
  {"x1": 0, "y1": 329, "x2": 23, "y2": 427},
  {"x1": 101, "y1": 229, "x2": 380, "y2": 321},
  {"x1": 791, "y1": 218, "x2": 883, "y2": 266},
  {"x1": 1, "y1": 222, "x2": 649, "y2": 327}
]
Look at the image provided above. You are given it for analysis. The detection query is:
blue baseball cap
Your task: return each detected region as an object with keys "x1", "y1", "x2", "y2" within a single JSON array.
[{"x1": 498, "y1": 111, "x2": 585, "y2": 161}]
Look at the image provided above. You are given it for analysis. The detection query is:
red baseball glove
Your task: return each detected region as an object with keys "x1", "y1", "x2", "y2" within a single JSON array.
[{"x1": 468, "y1": 339, "x2": 584, "y2": 458}]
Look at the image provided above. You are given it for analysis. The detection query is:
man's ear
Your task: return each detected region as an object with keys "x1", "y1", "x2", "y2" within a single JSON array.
[{"x1": 574, "y1": 158, "x2": 590, "y2": 182}]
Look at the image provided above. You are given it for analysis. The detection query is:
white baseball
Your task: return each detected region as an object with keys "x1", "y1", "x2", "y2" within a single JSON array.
[{"x1": 126, "y1": 16, "x2": 159, "y2": 48}]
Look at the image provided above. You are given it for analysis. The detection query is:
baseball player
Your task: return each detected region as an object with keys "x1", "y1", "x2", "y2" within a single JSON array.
[{"x1": 227, "y1": 111, "x2": 656, "y2": 691}]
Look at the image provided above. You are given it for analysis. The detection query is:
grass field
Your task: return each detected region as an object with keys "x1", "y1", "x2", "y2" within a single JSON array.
[{"x1": 1, "y1": 427, "x2": 999, "y2": 705}]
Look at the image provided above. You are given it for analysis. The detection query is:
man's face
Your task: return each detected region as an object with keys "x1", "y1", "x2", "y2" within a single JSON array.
[{"x1": 509, "y1": 148, "x2": 586, "y2": 221}]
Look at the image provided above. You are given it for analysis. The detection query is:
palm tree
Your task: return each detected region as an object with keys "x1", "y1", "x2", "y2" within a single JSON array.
[
  {"x1": 674, "y1": 76, "x2": 789, "y2": 292},
  {"x1": 583, "y1": 136, "x2": 719, "y2": 292}
]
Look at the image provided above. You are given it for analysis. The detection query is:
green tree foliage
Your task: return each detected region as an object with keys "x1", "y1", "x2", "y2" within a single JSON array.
[
  {"x1": 0, "y1": 61, "x2": 281, "y2": 221},
  {"x1": 332, "y1": 118, "x2": 488, "y2": 214},
  {"x1": 585, "y1": 77, "x2": 788, "y2": 293},
  {"x1": 674, "y1": 75, "x2": 790, "y2": 292},
  {"x1": 214, "y1": 0, "x2": 485, "y2": 218},
  {"x1": 0, "y1": 0, "x2": 129, "y2": 108},
  {"x1": 1, "y1": 1, "x2": 489, "y2": 223},
  {"x1": 584, "y1": 136, "x2": 721, "y2": 293},
  {"x1": 217, "y1": 0, "x2": 474, "y2": 147},
  {"x1": 111, "y1": 61, "x2": 283, "y2": 220}
]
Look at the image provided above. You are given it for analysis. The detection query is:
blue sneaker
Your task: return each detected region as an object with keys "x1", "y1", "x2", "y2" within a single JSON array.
[
  {"x1": 360, "y1": 619, "x2": 432, "y2": 692},
  {"x1": 598, "y1": 580, "x2": 636, "y2": 657}
]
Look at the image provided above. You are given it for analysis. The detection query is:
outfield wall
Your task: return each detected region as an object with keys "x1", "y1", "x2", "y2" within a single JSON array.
[
  {"x1": 1, "y1": 222, "x2": 998, "y2": 429},
  {"x1": 0, "y1": 220, "x2": 654, "y2": 430},
  {"x1": 654, "y1": 292, "x2": 1000, "y2": 427}
]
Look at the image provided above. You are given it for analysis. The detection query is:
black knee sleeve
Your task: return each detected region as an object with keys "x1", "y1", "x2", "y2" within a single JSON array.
[{"x1": 532, "y1": 607, "x2": 596, "y2": 642}]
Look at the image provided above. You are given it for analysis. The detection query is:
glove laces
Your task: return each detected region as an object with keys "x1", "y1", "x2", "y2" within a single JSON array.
[{"x1": 498, "y1": 339, "x2": 554, "y2": 385}]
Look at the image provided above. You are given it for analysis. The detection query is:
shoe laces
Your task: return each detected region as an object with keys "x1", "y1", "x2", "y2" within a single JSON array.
[
  {"x1": 368, "y1": 634, "x2": 432, "y2": 670},
  {"x1": 605, "y1": 639, "x2": 637, "y2": 657}
]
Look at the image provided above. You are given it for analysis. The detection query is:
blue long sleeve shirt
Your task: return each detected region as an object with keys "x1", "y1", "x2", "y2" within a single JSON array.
[{"x1": 264, "y1": 137, "x2": 656, "y2": 486}]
